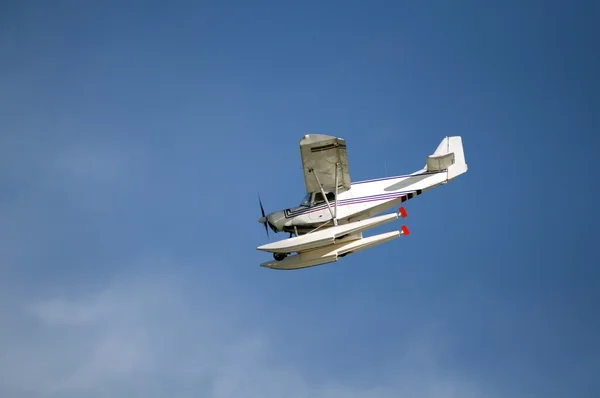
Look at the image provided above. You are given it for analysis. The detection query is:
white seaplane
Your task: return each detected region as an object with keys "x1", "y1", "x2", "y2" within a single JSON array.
[{"x1": 257, "y1": 134, "x2": 468, "y2": 270}]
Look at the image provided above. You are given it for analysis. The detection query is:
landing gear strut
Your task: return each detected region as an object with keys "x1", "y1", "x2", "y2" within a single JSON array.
[{"x1": 273, "y1": 252, "x2": 287, "y2": 261}]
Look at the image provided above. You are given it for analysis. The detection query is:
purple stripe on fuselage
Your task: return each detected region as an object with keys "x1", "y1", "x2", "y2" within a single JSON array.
[{"x1": 284, "y1": 192, "x2": 410, "y2": 218}]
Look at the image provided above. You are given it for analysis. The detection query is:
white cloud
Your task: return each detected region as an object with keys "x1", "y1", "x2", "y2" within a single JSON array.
[{"x1": 0, "y1": 262, "x2": 490, "y2": 398}]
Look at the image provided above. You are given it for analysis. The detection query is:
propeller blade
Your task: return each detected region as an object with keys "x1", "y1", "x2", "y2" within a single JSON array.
[
  {"x1": 258, "y1": 194, "x2": 269, "y2": 238},
  {"x1": 259, "y1": 195, "x2": 266, "y2": 218}
]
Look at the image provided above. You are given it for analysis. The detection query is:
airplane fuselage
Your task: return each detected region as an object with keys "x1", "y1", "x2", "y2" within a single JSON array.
[{"x1": 265, "y1": 168, "x2": 450, "y2": 235}]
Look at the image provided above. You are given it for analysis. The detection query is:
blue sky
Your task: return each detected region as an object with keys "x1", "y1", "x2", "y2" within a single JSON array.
[{"x1": 1, "y1": 1, "x2": 599, "y2": 397}]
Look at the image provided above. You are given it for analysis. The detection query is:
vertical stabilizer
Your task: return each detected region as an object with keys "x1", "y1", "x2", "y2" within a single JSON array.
[{"x1": 447, "y1": 136, "x2": 467, "y2": 180}]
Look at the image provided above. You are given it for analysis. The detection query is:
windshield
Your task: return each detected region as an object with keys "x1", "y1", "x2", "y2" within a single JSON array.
[{"x1": 299, "y1": 193, "x2": 311, "y2": 207}]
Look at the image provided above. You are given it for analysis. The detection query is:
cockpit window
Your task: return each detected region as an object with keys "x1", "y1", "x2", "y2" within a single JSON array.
[
  {"x1": 299, "y1": 192, "x2": 336, "y2": 208},
  {"x1": 299, "y1": 193, "x2": 311, "y2": 207},
  {"x1": 313, "y1": 192, "x2": 336, "y2": 205}
]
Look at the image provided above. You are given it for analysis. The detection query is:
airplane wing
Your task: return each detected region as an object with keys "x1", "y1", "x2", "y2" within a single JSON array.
[{"x1": 299, "y1": 134, "x2": 351, "y2": 194}]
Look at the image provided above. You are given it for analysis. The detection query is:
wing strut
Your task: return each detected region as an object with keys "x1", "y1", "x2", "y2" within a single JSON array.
[{"x1": 309, "y1": 167, "x2": 338, "y2": 226}]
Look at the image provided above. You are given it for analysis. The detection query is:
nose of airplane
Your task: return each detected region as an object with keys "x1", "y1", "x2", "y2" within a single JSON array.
[
  {"x1": 258, "y1": 216, "x2": 267, "y2": 224},
  {"x1": 266, "y1": 210, "x2": 285, "y2": 232}
]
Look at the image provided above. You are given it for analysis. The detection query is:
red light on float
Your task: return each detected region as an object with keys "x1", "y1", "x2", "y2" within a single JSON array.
[{"x1": 398, "y1": 206, "x2": 408, "y2": 218}]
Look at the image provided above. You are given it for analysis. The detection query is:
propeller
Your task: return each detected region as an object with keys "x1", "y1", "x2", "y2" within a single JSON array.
[{"x1": 258, "y1": 195, "x2": 269, "y2": 238}]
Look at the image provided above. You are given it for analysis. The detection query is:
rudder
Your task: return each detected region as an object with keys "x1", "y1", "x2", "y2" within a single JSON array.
[{"x1": 447, "y1": 136, "x2": 467, "y2": 180}]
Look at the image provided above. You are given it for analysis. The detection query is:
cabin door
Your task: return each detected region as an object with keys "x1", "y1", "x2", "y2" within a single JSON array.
[{"x1": 309, "y1": 192, "x2": 336, "y2": 221}]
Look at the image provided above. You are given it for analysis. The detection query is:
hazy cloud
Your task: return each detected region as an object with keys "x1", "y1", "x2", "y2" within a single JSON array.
[{"x1": 0, "y1": 261, "x2": 489, "y2": 398}]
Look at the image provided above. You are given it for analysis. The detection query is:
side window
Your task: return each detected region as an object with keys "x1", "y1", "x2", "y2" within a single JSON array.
[
  {"x1": 313, "y1": 193, "x2": 324, "y2": 204},
  {"x1": 313, "y1": 192, "x2": 335, "y2": 205}
]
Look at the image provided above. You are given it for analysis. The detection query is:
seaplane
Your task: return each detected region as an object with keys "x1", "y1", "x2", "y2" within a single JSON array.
[{"x1": 257, "y1": 134, "x2": 468, "y2": 270}]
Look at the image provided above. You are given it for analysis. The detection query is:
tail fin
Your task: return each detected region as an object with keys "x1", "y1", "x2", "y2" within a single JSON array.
[{"x1": 426, "y1": 136, "x2": 468, "y2": 181}]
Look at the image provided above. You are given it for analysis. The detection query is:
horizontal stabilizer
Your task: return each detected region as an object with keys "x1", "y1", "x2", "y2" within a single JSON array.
[
  {"x1": 426, "y1": 152, "x2": 455, "y2": 172},
  {"x1": 426, "y1": 136, "x2": 468, "y2": 179}
]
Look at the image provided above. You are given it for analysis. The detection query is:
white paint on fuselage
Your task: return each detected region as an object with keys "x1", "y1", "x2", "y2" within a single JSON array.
[{"x1": 287, "y1": 169, "x2": 448, "y2": 230}]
